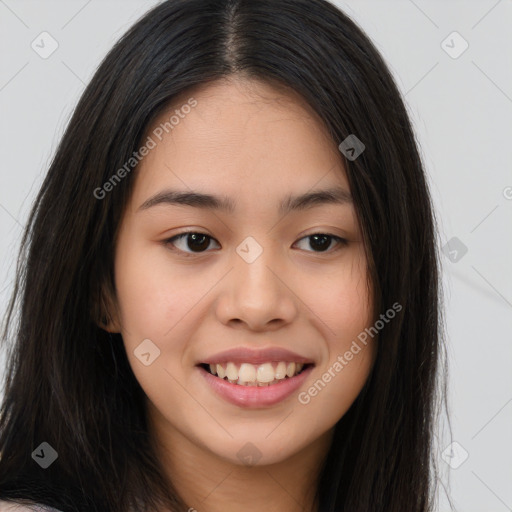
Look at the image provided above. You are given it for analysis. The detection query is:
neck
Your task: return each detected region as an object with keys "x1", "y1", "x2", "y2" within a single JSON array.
[{"x1": 149, "y1": 409, "x2": 333, "y2": 512}]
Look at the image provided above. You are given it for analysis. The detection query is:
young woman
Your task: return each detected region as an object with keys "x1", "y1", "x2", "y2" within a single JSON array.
[{"x1": 0, "y1": 0, "x2": 447, "y2": 511}]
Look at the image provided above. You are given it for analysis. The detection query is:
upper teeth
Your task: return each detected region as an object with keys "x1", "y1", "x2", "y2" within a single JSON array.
[{"x1": 207, "y1": 361, "x2": 305, "y2": 386}]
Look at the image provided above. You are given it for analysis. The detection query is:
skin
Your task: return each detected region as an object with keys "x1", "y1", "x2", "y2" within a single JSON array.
[{"x1": 104, "y1": 76, "x2": 377, "y2": 512}]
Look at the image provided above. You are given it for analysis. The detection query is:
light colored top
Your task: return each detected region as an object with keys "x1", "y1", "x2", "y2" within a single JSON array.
[{"x1": 0, "y1": 501, "x2": 62, "y2": 512}]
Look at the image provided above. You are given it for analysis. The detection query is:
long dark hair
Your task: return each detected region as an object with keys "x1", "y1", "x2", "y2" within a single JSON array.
[{"x1": 0, "y1": 0, "x2": 448, "y2": 510}]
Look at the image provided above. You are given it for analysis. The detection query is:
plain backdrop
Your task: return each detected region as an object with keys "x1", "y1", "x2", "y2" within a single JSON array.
[{"x1": 0, "y1": 1, "x2": 511, "y2": 511}]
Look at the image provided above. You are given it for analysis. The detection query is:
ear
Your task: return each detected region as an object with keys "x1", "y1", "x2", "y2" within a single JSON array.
[{"x1": 91, "y1": 278, "x2": 122, "y2": 333}]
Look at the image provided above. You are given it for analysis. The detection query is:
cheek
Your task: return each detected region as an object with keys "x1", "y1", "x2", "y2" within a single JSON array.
[
  {"x1": 114, "y1": 259, "x2": 166, "y2": 334},
  {"x1": 113, "y1": 238, "x2": 186, "y2": 350},
  {"x1": 303, "y1": 250, "x2": 375, "y2": 403},
  {"x1": 311, "y1": 248, "x2": 372, "y2": 342},
  {"x1": 113, "y1": 239, "x2": 219, "y2": 377},
  {"x1": 114, "y1": 227, "x2": 186, "y2": 323},
  {"x1": 113, "y1": 248, "x2": 193, "y2": 403}
]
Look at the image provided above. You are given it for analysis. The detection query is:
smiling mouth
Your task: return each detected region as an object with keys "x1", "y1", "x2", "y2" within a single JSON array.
[{"x1": 198, "y1": 361, "x2": 313, "y2": 386}]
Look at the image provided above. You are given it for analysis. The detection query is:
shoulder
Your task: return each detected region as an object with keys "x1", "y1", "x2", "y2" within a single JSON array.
[{"x1": 0, "y1": 501, "x2": 62, "y2": 512}]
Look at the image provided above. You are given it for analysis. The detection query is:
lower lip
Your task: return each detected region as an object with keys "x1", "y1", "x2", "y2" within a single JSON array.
[{"x1": 198, "y1": 365, "x2": 314, "y2": 408}]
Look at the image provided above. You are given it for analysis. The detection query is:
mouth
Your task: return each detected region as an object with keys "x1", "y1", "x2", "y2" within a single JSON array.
[{"x1": 197, "y1": 361, "x2": 314, "y2": 387}]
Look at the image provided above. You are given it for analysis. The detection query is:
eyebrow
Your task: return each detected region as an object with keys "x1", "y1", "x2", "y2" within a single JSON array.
[{"x1": 138, "y1": 186, "x2": 353, "y2": 215}]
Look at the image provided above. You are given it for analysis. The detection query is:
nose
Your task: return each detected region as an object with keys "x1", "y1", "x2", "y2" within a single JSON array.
[{"x1": 215, "y1": 241, "x2": 298, "y2": 332}]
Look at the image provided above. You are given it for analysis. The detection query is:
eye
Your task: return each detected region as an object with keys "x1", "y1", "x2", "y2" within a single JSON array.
[
  {"x1": 163, "y1": 231, "x2": 347, "y2": 256},
  {"x1": 294, "y1": 233, "x2": 347, "y2": 253},
  {"x1": 164, "y1": 231, "x2": 220, "y2": 254}
]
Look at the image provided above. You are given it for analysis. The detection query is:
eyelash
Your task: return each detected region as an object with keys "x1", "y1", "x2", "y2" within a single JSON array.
[{"x1": 163, "y1": 231, "x2": 348, "y2": 257}]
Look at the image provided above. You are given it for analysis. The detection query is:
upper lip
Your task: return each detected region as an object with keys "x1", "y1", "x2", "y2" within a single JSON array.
[{"x1": 198, "y1": 347, "x2": 315, "y2": 366}]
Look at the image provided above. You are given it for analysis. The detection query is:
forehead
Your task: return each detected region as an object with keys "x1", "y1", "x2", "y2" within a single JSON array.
[{"x1": 131, "y1": 77, "x2": 350, "y2": 209}]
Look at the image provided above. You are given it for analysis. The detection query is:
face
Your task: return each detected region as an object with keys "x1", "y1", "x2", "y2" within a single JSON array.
[{"x1": 107, "y1": 77, "x2": 376, "y2": 468}]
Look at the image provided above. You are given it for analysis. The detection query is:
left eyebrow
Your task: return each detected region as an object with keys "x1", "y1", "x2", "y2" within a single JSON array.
[{"x1": 137, "y1": 186, "x2": 353, "y2": 214}]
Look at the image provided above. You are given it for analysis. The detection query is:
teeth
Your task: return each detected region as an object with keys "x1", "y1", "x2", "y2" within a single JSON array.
[
  {"x1": 226, "y1": 362, "x2": 238, "y2": 381},
  {"x1": 238, "y1": 363, "x2": 256, "y2": 383},
  {"x1": 275, "y1": 361, "x2": 287, "y2": 379},
  {"x1": 256, "y1": 362, "x2": 275, "y2": 383},
  {"x1": 206, "y1": 361, "x2": 308, "y2": 386},
  {"x1": 217, "y1": 364, "x2": 226, "y2": 379}
]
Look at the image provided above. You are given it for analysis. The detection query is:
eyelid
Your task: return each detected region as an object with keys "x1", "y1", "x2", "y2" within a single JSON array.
[
  {"x1": 164, "y1": 231, "x2": 220, "y2": 256},
  {"x1": 163, "y1": 229, "x2": 348, "y2": 256}
]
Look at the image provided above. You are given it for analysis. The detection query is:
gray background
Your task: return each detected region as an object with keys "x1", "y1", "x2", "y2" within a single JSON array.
[{"x1": 1, "y1": 1, "x2": 511, "y2": 510}]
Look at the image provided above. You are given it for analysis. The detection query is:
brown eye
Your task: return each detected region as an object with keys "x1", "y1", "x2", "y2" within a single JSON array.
[
  {"x1": 294, "y1": 234, "x2": 347, "y2": 253},
  {"x1": 164, "y1": 231, "x2": 347, "y2": 256},
  {"x1": 165, "y1": 232, "x2": 220, "y2": 254}
]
